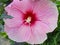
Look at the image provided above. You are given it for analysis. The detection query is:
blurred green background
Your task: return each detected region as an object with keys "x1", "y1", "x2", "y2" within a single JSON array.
[{"x1": 0, "y1": 0, "x2": 60, "y2": 45}]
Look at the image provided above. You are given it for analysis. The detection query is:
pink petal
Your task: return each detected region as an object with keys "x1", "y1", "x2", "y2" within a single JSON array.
[
  {"x1": 40, "y1": 15, "x2": 58, "y2": 32},
  {"x1": 31, "y1": 21, "x2": 51, "y2": 33},
  {"x1": 4, "y1": 3, "x2": 23, "y2": 27},
  {"x1": 27, "y1": 21, "x2": 48, "y2": 44},
  {"x1": 11, "y1": 0, "x2": 34, "y2": 13},
  {"x1": 27, "y1": 33, "x2": 47, "y2": 44},
  {"x1": 33, "y1": 0, "x2": 58, "y2": 32},
  {"x1": 4, "y1": 25, "x2": 20, "y2": 42},
  {"x1": 4, "y1": 24, "x2": 31, "y2": 42},
  {"x1": 5, "y1": 21, "x2": 48, "y2": 44},
  {"x1": 17, "y1": 24, "x2": 31, "y2": 42}
]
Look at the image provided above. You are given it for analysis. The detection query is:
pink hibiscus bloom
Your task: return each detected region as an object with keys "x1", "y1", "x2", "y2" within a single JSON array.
[{"x1": 4, "y1": 0, "x2": 58, "y2": 44}]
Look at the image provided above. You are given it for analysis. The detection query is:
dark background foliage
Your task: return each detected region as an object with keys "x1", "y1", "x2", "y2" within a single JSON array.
[{"x1": 0, "y1": 0, "x2": 60, "y2": 45}]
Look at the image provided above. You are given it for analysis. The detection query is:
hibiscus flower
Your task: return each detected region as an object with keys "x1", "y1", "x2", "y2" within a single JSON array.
[{"x1": 4, "y1": 0, "x2": 58, "y2": 44}]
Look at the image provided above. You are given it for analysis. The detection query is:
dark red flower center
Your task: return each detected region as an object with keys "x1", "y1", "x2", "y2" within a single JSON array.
[{"x1": 23, "y1": 10, "x2": 37, "y2": 26}]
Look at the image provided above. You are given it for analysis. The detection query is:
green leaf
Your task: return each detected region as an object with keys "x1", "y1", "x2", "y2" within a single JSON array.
[
  {"x1": 0, "y1": 4, "x2": 4, "y2": 15},
  {"x1": 0, "y1": 12, "x2": 13, "y2": 19},
  {"x1": 0, "y1": 0, "x2": 8, "y2": 3},
  {"x1": 55, "y1": 1, "x2": 60, "y2": 6},
  {"x1": 0, "y1": 24, "x2": 4, "y2": 32},
  {"x1": 0, "y1": 32, "x2": 7, "y2": 38}
]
